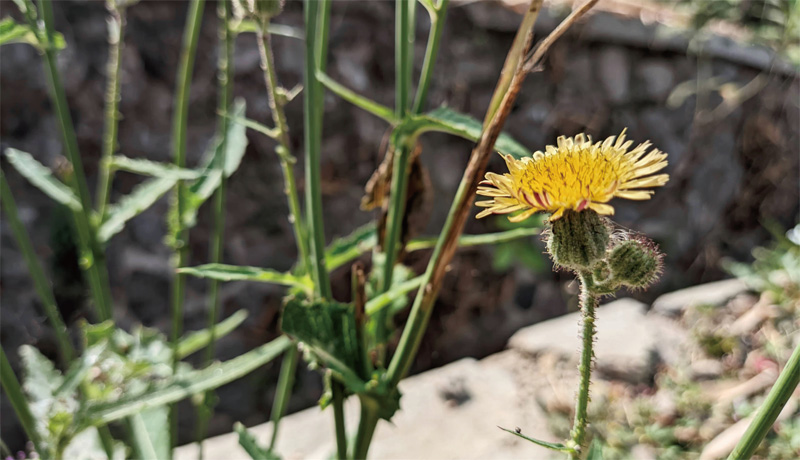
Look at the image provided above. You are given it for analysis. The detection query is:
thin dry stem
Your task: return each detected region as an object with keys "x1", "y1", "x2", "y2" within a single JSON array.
[{"x1": 524, "y1": 0, "x2": 599, "y2": 73}]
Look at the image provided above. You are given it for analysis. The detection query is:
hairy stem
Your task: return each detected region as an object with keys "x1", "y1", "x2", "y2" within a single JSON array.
[
  {"x1": 569, "y1": 272, "x2": 598, "y2": 457},
  {"x1": 95, "y1": 3, "x2": 125, "y2": 218},
  {"x1": 256, "y1": 20, "x2": 311, "y2": 274}
]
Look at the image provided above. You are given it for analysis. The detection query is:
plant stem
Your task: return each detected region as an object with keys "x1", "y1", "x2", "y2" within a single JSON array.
[
  {"x1": 411, "y1": 0, "x2": 449, "y2": 115},
  {"x1": 196, "y1": 1, "x2": 233, "y2": 457},
  {"x1": 170, "y1": 0, "x2": 205, "y2": 448},
  {"x1": 352, "y1": 396, "x2": 381, "y2": 460},
  {"x1": 38, "y1": 0, "x2": 113, "y2": 323},
  {"x1": 269, "y1": 345, "x2": 298, "y2": 450},
  {"x1": 727, "y1": 341, "x2": 800, "y2": 460},
  {"x1": 569, "y1": 272, "x2": 598, "y2": 457},
  {"x1": 395, "y1": 0, "x2": 413, "y2": 117},
  {"x1": 95, "y1": 2, "x2": 125, "y2": 219},
  {"x1": 1, "y1": 171, "x2": 74, "y2": 366},
  {"x1": 303, "y1": 0, "x2": 333, "y2": 299},
  {"x1": 331, "y1": 379, "x2": 348, "y2": 460},
  {"x1": 256, "y1": 19, "x2": 312, "y2": 274},
  {"x1": 0, "y1": 346, "x2": 48, "y2": 459}
]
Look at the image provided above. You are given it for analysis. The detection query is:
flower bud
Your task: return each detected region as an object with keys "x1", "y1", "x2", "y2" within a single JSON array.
[
  {"x1": 546, "y1": 210, "x2": 610, "y2": 270},
  {"x1": 608, "y1": 237, "x2": 663, "y2": 288}
]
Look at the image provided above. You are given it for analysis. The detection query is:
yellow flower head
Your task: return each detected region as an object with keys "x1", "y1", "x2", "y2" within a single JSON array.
[{"x1": 476, "y1": 130, "x2": 669, "y2": 222}]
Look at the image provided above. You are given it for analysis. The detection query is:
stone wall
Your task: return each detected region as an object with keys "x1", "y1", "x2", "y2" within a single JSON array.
[{"x1": 1, "y1": 0, "x2": 797, "y2": 445}]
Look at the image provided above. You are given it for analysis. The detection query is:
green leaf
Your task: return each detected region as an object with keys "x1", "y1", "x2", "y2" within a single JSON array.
[
  {"x1": 108, "y1": 155, "x2": 201, "y2": 180},
  {"x1": 417, "y1": 107, "x2": 532, "y2": 158},
  {"x1": 365, "y1": 275, "x2": 424, "y2": 315},
  {"x1": 232, "y1": 20, "x2": 304, "y2": 40},
  {"x1": 176, "y1": 309, "x2": 249, "y2": 359},
  {"x1": 498, "y1": 426, "x2": 574, "y2": 453},
  {"x1": 233, "y1": 422, "x2": 280, "y2": 460},
  {"x1": 182, "y1": 99, "x2": 248, "y2": 228},
  {"x1": 585, "y1": 439, "x2": 604, "y2": 460},
  {"x1": 0, "y1": 17, "x2": 65, "y2": 50},
  {"x1": 325, "y1": 223, "x2": 378, "y2": 271},
  {"x1": 55, "y1": 344, "x2": 105, "y2": 396},
  {"x1": 97, "y1": 176, "x2": 176, "y2": 243},
  {"x1": 129, "y1": 408, "x2": 170, "y2": 460},
  {"x1": 85, "y1": 336, "x2": 292, "y2": 425},
  {"x1": 178, "y1": 264, "x2": 312, "y2": 293},
  {"x1": 4, "y1": 148, "x2": 81, "y2": 210},
  {"x1": 280, "y1": 297, "x2": 366, "y2": 388}
]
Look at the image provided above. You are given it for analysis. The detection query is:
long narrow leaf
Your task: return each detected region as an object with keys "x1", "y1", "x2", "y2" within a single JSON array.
[
  {"x1": 97, "y1": 176, "x2": 176, "y2": 243},
  {"x1": 325, "y1": 223, "x2": 378, "y2": 271},
  {"x1": 178, "y1": 264, "x2": 312, "y2": 292},
  {"x1": 4, "y1": 148, "x2": 81, "y2": 210},
  {"x1": 85, "y1": 336, "x2": 292, "y2": 425},
  {"x1": 498, "y1": 426, "x2": 573, "y2": 453},
  {"x1": 417, "y1": 107, "x2": 532, "y2": 158},
  {"x1": 316, "y1": 71, "x2": 398, "y2": 124},
  {"x1": 108, "y1": 156, "x2": 201, "y2": 180},
  {"x1": 129, "y1": 409, "x2": 170, "y2": 460},
  {"x1": 365, "y1": 275, "x2": 424, "y2": 315},
  {"x1": 176, "y1": 309, "x2": 249, "y2": 359}
]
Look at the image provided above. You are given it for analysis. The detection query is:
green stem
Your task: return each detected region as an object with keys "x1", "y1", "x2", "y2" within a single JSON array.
[
  {"x1": 96, "y1": 3, "x2": 125, "y2": 219},
  {"x1": 569, "y1": 272, "x2": 598, "y2": 457},
  {"x1": 352, "y1": 396, "x2": 380, "y2": 460},
  {"x1": 0, "y1": 346, "x2": 48, "y2": 459},
  {"x1": 196, "y1": 1, "x2": 233, "y2": 456},
  {"x1": 38, "y1": 0, "x2": 113, "y2": 323},
  {"x1": 411, "y1": 0, "x2": 449, "y2": 115},
  {"x1": 1, "y1": 171, "x2": 74, "y2": 366},
  {"x1": 331, "y1": 380, "x2": 348, "y2": 460},
  {"x1": 727, "y1": 341, "x2": 800, "y2": 460},
  {"x1": 380, "y1": 140, "x2": 413, "y2": 294},
  {"x1": 170, "y1": 0, "x2": 206, "y2": 448},
  {"x1": 303, "y1": 0, "x2": 333, "y2": 299},
  {"x1": 256, "y1": 19, "x2": 312, "y2": 275},
  {"x1": 269, "y1": 345, "x2": 299, "y2": 450},
  {"x1": 395, "y1": 0, "x2": 413, "y2": 117}
]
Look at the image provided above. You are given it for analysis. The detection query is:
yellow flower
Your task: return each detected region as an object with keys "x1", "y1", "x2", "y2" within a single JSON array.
[{"x1": 476, "y1": 130, "x2": 669, "y2": 222}]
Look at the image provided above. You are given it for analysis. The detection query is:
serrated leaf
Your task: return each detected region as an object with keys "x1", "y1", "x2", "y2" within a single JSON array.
[
  {"x1": 108, "y1": 155, "x2": 201, "y2": 180},
  {"x1": 176, "y1": 309, "x2": 249, "y2": 359},
  {"x1": 182, "y1": 99, "x2": 248, "y2": 228},
  {"x1": 419, "y1": 107, "x2": 532, "y2": 158},
  {"x1": 97, "y1": 176, "x2": 176, "y2": 243},
  {"x1": 5, "y1": 148, "x2": 81, "y2": 210},
  {"x1": 19, "y1": 345, "x2": 63, "y2": 403},
  {"x1": 233, "y1": 422, "x2": 279, "y2": 460},
  {"x1": 325, "y1": 223, "x2": 378, "y2": 271},
  {"x1": 178, "y1": 264, "x2": 312, "y2": 293},
  {"x1": 85, "y1": 335, "x2": 292, "y2": 425},
  {"x1": 280, "y1": 297, "x2": 366, "y2": 387}
]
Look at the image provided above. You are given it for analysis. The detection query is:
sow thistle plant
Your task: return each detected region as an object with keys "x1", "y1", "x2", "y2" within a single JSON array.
[
  {"x1": 2, "y1": 0, "x2": 798, "y2": 459},
  {"x1": 479, "y1": 131, "x2": 668, "y2": 457}
]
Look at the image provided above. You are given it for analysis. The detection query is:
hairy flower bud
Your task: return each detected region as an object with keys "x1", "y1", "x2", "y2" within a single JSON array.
[
  {"x1": 608, "y1": 237, "x2": 663, "y2": 288},
  {"x1": 546, "y1": 210, "x2": 610, "y2": 270}
]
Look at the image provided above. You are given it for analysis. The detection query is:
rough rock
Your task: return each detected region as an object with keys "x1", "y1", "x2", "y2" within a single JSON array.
[
  {"x1": 509, "y1": 298, "x2": 666, "y2": 383},
  {"x1": 175, "y1": 358, "x2": 558, "y2": 460},
  {"x1": 652, "y1": 279, "x2": 750, "y2": 317}
]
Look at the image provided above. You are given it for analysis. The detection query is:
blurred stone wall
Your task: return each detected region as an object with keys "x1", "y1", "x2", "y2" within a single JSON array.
[{"x1": 1, "y1": 0, "x2": 797, "y2": 445}]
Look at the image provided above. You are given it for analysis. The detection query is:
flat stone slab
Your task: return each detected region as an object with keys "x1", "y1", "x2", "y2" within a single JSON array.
[
  {"x1": 509, "y1": 298, "x2": 661, "y2": 383},
  {"x1": 652, "y1": 279, "x2": 749, "y2": 317},
  {"x1": 176, "y1": 358, "x2": 558, "y2": 460}
]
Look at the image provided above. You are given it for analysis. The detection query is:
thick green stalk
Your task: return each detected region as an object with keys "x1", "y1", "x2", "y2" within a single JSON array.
[
  {"x1": 269, "y1": 345, "x2": 299, "y2": 450},
  {"x1": 96, "y1": 3, "x2": 125, "y2": 218},
  {"x1": 170, "y1": 0, "x2": 206, "y2": 447},
  {"x1": 352, "y1": 396, "x2": 381, "y2": 460},
  {"x1": 395, "y1": 0, "x2": 413, "y2": 117},
  {"x1": 331, "y1": 378, "x2": 348, "y2": 460},
  {"x1": 1, "y1": 171, "x2": 74, "y2": 365},
  {"x1": 38, "y1": 0, "x2": 113, "y2": 323},
  {"x1": 0, "y1": 347, "x2": 47, "y2": 459},
  {"x1": 568, "y1": 272, "x2": 598, "y2": 457},
  {"x1": 727, "y1": 341, "x2": 800, "y2": 460},
  {"x1": 411, "y1": 0, "x2": 449, "y2": 115},
  {"x1": 303, "y1": 0, "x2": 332, "y2": 299},
  {"x1": 196, "y1": 1, "x2": 233, "y2": 456},
  {"x1": 256, "y1": 20, "x2": 312, "y2": 274}
]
